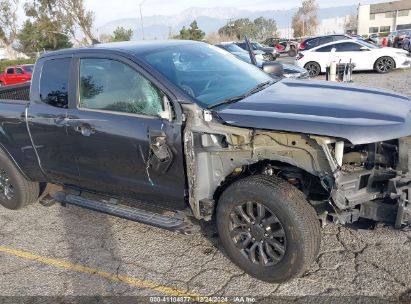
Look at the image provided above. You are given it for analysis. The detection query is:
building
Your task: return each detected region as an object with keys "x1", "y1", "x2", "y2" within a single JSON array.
[
  {"x1": 0, "y1": 43, "x2": 30, "y2": 60},
  {"x1": 358, "y1": 0, "x2": 411, "y2": 35},
  {"x1": 317, "y1": 16, "x2": 350, "y2": 35},
  {"x1": 278, "y1": 15, "x2": 350, "y2": 38}
]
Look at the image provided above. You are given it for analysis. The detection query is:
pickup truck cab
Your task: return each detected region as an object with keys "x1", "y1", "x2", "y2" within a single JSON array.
[
  {"x1": 0, "y1": 64, "x2": 34, "y2": 87},
  {"x1": 0, "y1": 41, "x2": 410, "y2": 283}
]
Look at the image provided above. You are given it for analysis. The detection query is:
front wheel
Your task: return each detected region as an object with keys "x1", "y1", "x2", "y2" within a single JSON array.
[
  {"x1": 217, "y1": 175, "x2": 321, "y2": 282},
  {"x1": 304, "y1": 61, "x2": 321, "y2": 77},
  {"x1": 374, "y1": 56, "x2": 395, "y2": 73}
]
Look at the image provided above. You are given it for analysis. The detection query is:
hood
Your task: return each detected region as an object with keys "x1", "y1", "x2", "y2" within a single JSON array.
[
  {"x1": 215, "y1": 79, "x2": 411, "y2": 144},
  {"x1": 282, "y1": 64, "x2": 308, "y2": 77},
  {"x1": 253, "y1": 50, "x2": 265, "y2": 55},
  {"x1": 379, "y1": 47, "x2": 409, "y2": 55}
]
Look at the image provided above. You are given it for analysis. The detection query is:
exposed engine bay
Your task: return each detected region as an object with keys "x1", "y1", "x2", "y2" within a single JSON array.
[{"x1": 181, "y1": 104, "x2": 411, "y2": 228}]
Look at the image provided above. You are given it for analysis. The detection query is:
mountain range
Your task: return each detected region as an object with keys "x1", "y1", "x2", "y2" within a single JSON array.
[{"x1": 98, "y1": 5, "x2": 358, "y2": 40}]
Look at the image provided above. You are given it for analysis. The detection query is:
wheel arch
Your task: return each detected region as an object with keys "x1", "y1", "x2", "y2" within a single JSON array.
[
  {"x1": 213, "y1": 159, "x2": 328, "y2": 214},
  {"x1": 0, "y1": 143, "x2": 32, "y2": 181}
]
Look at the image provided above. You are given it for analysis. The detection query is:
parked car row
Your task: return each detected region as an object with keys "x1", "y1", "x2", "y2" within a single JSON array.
[
  {"x1": 296, "y1": 38, "x2": 411, "y2": 76},
  {"x1": 215, "y1": 42, "x2": 308, "y2": 79},
  {"x1": 230, "y1": 41, "x2": 279, "y2": 61},
  {"x1": 388, "y1": 29, "x2": 411, "y2": 48},
  {"x1": 263, "y1": 38, "x2": 299, "y2": 57}
]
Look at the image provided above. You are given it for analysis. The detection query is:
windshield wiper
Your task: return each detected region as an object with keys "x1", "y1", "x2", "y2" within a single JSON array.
[{"x1": 208, "y1": 80, "x2": 274, "y2": 109}]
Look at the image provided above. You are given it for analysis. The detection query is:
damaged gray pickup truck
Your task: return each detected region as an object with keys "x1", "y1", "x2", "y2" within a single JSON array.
[{"x1": 0, "y1": 40, "x2": 410, "y2": 283}]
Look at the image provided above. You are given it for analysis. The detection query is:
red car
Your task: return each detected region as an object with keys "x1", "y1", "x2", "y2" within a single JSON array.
[{"x1": 0, "y1": 64, "x2": 34, "y2": 87}]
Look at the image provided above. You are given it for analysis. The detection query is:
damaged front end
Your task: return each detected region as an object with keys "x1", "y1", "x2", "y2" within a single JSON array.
[
  {"x1": 182, "y1": 104, "x2": 411, "y2": 229},
  {"x1": 324, "y1": 137, "x2": 411, "y2": 228}
]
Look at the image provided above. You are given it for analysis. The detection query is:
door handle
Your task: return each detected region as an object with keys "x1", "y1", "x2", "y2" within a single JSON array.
[
  {"x1": 74, "y1": 123, "x2": 95, "y2": 137},
  {"x1": 54, "y1": 116, "x2": 69, "y2": 126}
]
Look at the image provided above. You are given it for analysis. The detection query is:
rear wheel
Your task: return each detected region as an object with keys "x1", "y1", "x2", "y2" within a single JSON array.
[
  {"x1": 217, "y1": 175, "x2": 321, "y2": 282},
  {"x1": 304, "y1": 61, "x2": 321, "y2": 77},
  {"x1": 0, "y1": 150, "x2": 39, "y2": 210},
  {"x1": 374, "y1": 56, "x2": 395, "y2": 73}
]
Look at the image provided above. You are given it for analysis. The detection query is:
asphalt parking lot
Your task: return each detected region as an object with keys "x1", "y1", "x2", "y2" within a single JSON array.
[{"x1": 1, "y1": 62, "x2": 411, "y2": 303}]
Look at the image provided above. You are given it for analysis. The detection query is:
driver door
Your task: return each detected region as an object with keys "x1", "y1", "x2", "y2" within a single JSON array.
[{"x1": 66, "y1": 55, "x2": 187, "y2": 208}]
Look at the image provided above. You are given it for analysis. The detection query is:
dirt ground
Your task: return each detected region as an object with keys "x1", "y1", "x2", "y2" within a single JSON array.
[{"x1": 0, "y1": 64, "x2": 411, "y2": 304}]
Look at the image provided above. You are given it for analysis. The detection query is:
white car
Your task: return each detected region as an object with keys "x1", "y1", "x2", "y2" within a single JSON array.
[{"x1": 295, "y1": 39, "x2": 411, "y2": 76}]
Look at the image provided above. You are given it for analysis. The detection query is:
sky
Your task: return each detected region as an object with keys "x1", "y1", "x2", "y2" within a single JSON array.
[
  {"x1": 84, "y1": 0, "x2": 385, "y2": 26},
  {"x1": 16, "y1": 0, "x2": 386, "y2": 27}
]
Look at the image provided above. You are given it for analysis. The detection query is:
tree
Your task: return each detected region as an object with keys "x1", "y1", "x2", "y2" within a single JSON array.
[
  {"x1": 291, "y1": 0, "x2": 319, "y2": 38},
  {"x1": 99, "y1": 33, "x2": 114, "y2": 43},
  {"x1": 253, "y1": 17, "x2": 277, "y2": 41},
  {"x1": 0, "y1": 0, "x2": 19, "y2": 59},
  {"x1": 174, "y1": 21, "x2": 205, "y2": 41},
  {"x1": 25, "y1": 0, "x2": 95, "y2": 46},
  {"x1": 205, "y1": 32, "x2": 236, "y2": 44},
  {"x1": 218, "y1": 17, "x2": 277, "y2": 41},
  {"x1": 18, "y1": 20, "x2": 72, "y2": 55},
  {"x1": 344, "y1": 13, "x2": 358, "y2": 34},
  {"x1": 113, "y1": 27, "x2": 133, "y2": 42},
  {"x1": 219, "y1": 18, "x2": 256, "y2": 40}
]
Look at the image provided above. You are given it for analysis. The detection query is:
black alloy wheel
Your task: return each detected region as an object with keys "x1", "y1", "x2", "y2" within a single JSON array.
[
  {"x1": 375, "y1": 56, "x2": 395, "y2": 73},
  {"x1": 217, "y1": 175, "x2": 321, "y2": 282},
  {"x1": 0, "y1": 169, "x2": 14, "y2": 201},
  {"x1": 304, "y1": 62, "x2": 321, "y2": 77},
  {"x1": 229, "y1": 201, "x2": 286, "y2": 266}
]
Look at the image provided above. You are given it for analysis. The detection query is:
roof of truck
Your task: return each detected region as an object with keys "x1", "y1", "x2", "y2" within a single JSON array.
[{"x1": 40, "y1": 40, "x2": 201, "y2": 58}]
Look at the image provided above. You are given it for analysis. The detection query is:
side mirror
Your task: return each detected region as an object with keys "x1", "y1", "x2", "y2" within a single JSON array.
[
  {"x1": 159, "y1": 95, "x2": 173, "y2": 121},
  {"x1": 262, "y1": 61, "x2": 284, "y2": 77}
]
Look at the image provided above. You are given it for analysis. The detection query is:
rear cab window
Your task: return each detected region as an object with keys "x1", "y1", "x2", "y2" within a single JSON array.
[{"x1": 39, "y1": 58, "x2": 71, "y2": 108}]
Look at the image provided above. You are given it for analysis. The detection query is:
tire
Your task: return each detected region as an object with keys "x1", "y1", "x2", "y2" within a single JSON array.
[
  {"x1": 217, "y1": 175, "x2": 321, "y2": 283},
  {"x1": 374, "y1": 56, "x2": 395, "y2": 73},
  {"x1": 304, "y1": 61, "x2": 321, "y2": 77},
  {"x1": 0, "y1": 150, "x2": 39, "y2": 210},
  {"x1": 0, "y1": 82, "x2": 4, "y2": 87}
]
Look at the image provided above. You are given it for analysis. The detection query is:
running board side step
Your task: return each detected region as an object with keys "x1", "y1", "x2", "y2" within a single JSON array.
[{"x1": 51, "y1": 191, "x2": 197, "y2": 233}]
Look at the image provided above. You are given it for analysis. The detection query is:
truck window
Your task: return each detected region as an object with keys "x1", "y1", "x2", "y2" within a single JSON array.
[
  {"x1": 6, "y1": 68, "x2": 14, "y2": 74},
  {"x1": 15, "y1": 68, "x2": 24, "y2": 74},
  {"x1": 40, "y1": 58, "x2": 71, "y2": 108},
  {"x1": 78, "y1": 58, "x2": 163, "y2": 116}
]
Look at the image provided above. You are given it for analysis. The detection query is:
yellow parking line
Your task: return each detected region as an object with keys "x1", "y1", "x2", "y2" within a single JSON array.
[{"x1": 0, "y1": 245, "x2": 199, "y2": 298}]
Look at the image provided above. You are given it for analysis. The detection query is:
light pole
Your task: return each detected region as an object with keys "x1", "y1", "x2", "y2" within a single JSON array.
[
  {"x1": 302, "y1": 18, "x2": 305, "y2": 37},
  {"x1": 139, "y1": 0, "x2": 148, "y2": 40}
]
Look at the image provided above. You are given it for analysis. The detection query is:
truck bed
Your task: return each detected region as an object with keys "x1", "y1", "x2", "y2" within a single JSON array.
[{"x1": 0, "y1": 82, "x2": 30, "y2": 103}]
